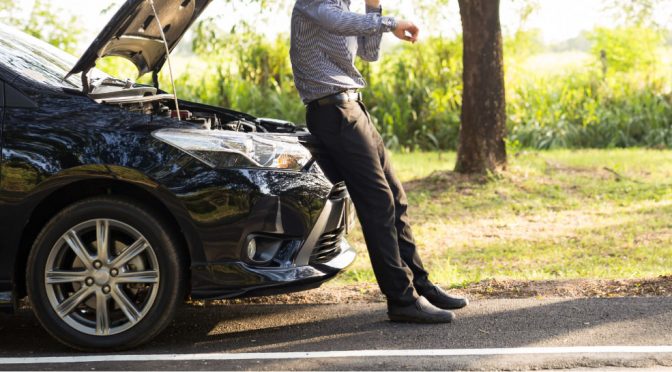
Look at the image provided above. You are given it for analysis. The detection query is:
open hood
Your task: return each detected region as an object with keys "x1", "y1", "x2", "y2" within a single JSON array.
[{"x1": 67, "y1": 0, "x2": 211, "y2": 80}]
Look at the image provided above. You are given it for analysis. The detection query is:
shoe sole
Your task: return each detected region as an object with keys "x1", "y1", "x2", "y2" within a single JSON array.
[
  {"x1": 433, "y1": 299, "x2": 470, "y2": 310},
  {"x1": 387, "y1": 314, "x2": 455, "y2": 324},
  {"x1": 435, "y1": 303, "x2": 468, "y2": 310}
]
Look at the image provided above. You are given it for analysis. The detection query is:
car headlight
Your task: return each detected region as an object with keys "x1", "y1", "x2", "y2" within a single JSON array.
[{"x1": 152, "y1": 128, "x2": 312, "y2": 171}]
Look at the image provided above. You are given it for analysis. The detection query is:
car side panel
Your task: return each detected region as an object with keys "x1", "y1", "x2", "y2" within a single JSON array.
[{"x1": 0, "y1": 79, "x2": 10, "y2": 309}]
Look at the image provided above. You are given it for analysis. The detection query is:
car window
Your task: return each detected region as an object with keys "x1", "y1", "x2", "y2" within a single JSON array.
[
  {"x1": 0, "y1": 25, "x2": 108, "y2": 90},
  {"x1": 4, "y1": 82, "x2": 37, "y2": 108}
]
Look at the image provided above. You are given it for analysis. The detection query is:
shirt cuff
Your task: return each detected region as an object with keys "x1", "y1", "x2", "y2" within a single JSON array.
[
  {"x1": 381, "y1": 16, "x2": 397, "y2": 33},
  {"x1": 366, "y1": 5, "x2": 394, "y2": 33}
]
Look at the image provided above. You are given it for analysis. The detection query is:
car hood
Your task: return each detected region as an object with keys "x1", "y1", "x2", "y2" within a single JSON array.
[{"x1": 66, "y1": 0, "x2": 211, "y2": 79}]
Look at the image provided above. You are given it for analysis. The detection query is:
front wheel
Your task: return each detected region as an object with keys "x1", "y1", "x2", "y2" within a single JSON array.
[{"x1": 27, "y1": 197, "x2": 186, "y2": 351}]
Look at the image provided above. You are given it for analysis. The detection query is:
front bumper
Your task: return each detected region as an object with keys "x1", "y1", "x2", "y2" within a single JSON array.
[{"x1": 190, "y1": 182, "x2": 356, "y2": 300}]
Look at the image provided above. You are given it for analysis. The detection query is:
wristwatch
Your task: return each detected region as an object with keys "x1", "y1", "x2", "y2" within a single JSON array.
[{"x1": 381, "y1": 16, "x2": 397, "y2": 33}]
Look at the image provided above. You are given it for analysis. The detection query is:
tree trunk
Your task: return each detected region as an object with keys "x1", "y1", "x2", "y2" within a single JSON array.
[{"x1": 455, "y1": 0, "x2": 507, "y2": 174}]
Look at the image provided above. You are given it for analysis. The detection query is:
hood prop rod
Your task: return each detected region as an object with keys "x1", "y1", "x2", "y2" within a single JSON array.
[{"x1": 148, "y1": 0, "x2": 182, "y2": 121}]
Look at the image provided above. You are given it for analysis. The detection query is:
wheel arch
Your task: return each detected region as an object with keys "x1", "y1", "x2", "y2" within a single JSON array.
[{"x1": 13, "y1": 173, "x2": 200, "y2": 300}]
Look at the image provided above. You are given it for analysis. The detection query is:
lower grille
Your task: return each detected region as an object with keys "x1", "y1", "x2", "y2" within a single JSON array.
[{"x1": 310, "y1": 226, "x2": 346, "y2": 264}]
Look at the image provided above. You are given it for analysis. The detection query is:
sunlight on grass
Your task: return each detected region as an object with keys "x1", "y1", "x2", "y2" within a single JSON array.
[{"x1": 336, "y1": 149, "x2": 672, "y2": 287}]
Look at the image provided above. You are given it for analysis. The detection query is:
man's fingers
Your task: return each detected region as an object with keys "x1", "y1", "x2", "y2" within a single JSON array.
[
  {"x1": 404, "y1": 30, "x2": 418, "y2": 39},
  {"x1": 402, "y1": 23, "x2": 420, "y2": 41},
  {"x1": 394, "y1": 20, "x2": 420, "y2": 43},
  {"x1": 404, "y1": 30, "x2": 419, "y2": 42},
  {"x1": 408, "y1": 24, "x2": 420, "y2": 38}
]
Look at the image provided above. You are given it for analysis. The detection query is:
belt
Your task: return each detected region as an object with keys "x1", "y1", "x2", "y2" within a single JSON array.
[{"x1": 308, "y1": 91, "x2": 362, "y2": 108}]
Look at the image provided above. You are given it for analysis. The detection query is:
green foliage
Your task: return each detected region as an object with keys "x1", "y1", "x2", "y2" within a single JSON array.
[
  {"x1": 508, "y1": 67, "x2": 672, "y2": 149},
  {"x1": 506, "y1": 26, "x2": 672, "y2": 150},
  {"x1": 187, "y1": 20, "x2": 305, "y2": 122},
  {"x1": 4, "y1": 0, "x2": 82, "y2": 53},
  {"x1": 363, "y1": 37, "x2": 463, "y2": 150},
  {"x1": 96, "y1": 57, "x2": 149, "y2": 82},
  {"x1": 603, "y1": 0, "x2": 663, "y2": 28},
  {"x1": 589, "y1": 26, "x2": 664, "y2": 73},
  {"x1": 0, "y1": 0, "x2": 11, "y2": 12},
  {"x1": 504, "y1": 29, "x2": 544, "y2": 60}
]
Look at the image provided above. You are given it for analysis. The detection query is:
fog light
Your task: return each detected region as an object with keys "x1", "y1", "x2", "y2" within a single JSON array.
[{"x1": 247, "y1": 238, "x2": 257, "y2": 260}]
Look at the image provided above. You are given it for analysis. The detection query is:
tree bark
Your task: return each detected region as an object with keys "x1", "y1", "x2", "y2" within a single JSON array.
[{"x1": 455, "y1": 0, "x2": 507, "y2": 174}]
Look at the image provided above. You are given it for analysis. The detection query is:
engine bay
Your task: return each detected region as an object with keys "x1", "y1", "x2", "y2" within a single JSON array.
[{"x1": 87, "y1": 76, "x2": 300, "y2": 134}]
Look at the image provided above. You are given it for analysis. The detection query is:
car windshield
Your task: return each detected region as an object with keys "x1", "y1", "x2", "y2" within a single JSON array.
[{"x1": 0, "y1": 25, "x2": 108, "y2": 90}]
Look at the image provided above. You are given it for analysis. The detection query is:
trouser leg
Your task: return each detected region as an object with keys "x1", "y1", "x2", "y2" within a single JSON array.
[
  {"x1": 380, "y1": 151, "x2": 433, "y2": 292},
  {"x1": 361, "y1": 107, "x2": 434, "y2": 293},
  {"x1": 307, "y1": 101, "x2": 418, "y2": 305}
]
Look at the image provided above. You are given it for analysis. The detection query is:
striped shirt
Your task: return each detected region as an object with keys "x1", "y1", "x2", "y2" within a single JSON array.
[{"x1": 290, "y1": 0, "x2": 396, "y2": 104}]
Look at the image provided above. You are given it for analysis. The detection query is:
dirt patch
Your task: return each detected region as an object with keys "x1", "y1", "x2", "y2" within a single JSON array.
[
  {"x1": 466, "y1": 276, "x2": 672, "y2": 298},
  {"x1": 401, "y1": 199, "x2": 672, "y2": 258},
  {"x1": 403, "y1": 161, "x2": 618, "y2": 195},
  {"x1": 404, "y1": 161, "x2": 638, "y2": 197},
  {"x1": 543, "y1": 161, "x2": 632, "y2": 182},
  {"x1": 192, "y1": 276, "x2": 672, "y2": 306},
  {"x1": 404, "y1": 170, "x2": 489, "y2": 194}
]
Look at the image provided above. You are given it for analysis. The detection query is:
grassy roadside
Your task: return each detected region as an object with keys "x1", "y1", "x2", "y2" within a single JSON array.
[{"x1": 333, "y1": 149, "x2": 672, "y2": 288}]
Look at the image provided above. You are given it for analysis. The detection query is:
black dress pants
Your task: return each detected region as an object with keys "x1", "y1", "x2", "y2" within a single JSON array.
[{"x1": 306, "y1": 100, "x2": 433, "y2": 305}]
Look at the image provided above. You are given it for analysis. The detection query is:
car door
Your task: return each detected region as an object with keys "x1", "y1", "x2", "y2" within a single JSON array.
[
  {"x1": 0, "y1": 80, "x2": 4, "y2": 173},
  {"x1": 0, "y1": 78, "x2": 39, "y2": 309},
  {"x1": 0, "y1": 78, "x2": 10, "y2": 309}
]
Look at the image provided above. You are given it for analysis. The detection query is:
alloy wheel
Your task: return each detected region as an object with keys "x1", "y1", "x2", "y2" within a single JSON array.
[{"x1": 44, "y1": 219, "x2": 160, "y2": 336}]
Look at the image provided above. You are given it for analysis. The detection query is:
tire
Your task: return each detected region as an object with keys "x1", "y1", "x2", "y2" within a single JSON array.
[{"x1": 26, "y1": 196, "x2": 186, "y2": 351}]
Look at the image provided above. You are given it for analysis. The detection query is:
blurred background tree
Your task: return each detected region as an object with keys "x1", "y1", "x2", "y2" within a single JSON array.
[{"x1": 604, "y1": 0, "x2": 664, "y2": 28}]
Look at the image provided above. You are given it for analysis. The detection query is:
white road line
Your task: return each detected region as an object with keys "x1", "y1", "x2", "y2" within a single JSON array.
[{"x1": 1, "y1": 346, "x2": 672, "y2": 365}]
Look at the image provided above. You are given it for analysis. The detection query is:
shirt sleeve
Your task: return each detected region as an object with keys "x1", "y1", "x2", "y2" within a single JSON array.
[
  {"x1": 295, "y1": 0, "x2": 391, "y2": 37},
  {"x1": 357, "y1": 5, "x2": 384, "y2": 62}
]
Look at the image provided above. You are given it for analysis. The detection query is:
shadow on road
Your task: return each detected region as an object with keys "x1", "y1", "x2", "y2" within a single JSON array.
[{"x1": 1, "y1": 296, "x2": 671, "y2": 358}]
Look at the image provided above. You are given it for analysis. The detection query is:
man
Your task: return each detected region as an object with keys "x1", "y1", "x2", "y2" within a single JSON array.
[{"x1": 290, "y1": 0, "x2": 468, "y2": 323}]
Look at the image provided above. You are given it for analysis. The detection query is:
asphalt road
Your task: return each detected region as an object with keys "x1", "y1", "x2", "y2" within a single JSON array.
[{"x1": 1, "y1": 297, "x2": 671, "y2": 370}]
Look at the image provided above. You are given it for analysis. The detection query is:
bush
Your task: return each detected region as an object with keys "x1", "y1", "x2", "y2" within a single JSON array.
[
  {"x1": 508, "y1": 69, "x2": 672, "y2": 149},
  {"x1": 588, "y1": 26, "x2": 664, "y2": 73}
]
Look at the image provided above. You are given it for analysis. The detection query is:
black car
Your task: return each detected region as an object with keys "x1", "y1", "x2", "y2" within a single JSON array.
[{"x1": 0, "y1": 0, "x2": 355, "y2": 350}]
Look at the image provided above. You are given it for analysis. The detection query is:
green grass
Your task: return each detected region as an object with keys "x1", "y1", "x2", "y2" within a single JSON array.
[{"x1": 335, "y1": 149, "x2": 672, "y2": 287}]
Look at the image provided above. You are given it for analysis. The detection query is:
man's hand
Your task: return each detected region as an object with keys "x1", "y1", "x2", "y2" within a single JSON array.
[{"x1": 393, "y1": 20, "x2": 420, "y2": 43}]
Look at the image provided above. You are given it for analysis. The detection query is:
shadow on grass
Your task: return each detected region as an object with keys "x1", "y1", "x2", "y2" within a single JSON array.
[{"x1": 404, "y1": 170, "x2": 491, "y2": 194}]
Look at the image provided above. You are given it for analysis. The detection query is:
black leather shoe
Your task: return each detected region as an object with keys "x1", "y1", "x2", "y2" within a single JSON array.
[
  {"x1": 422, "y1": 286, "x2": 469, "y2": 310},
  {"x1": 388, "y1": 296, "x2": 455, "y2": 323}
]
